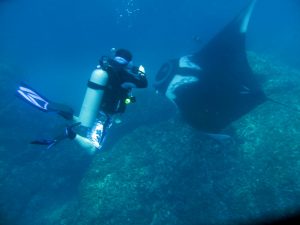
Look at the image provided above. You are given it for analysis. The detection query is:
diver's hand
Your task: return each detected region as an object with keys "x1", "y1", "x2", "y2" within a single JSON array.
[{"x1": 138, "y1": 65, "x2": 146, "y2": 76}]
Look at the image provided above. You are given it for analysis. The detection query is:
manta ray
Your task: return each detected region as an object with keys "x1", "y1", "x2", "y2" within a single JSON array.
[{"x1": 154, "y1": 0, "x2": 266, "y2": 133}]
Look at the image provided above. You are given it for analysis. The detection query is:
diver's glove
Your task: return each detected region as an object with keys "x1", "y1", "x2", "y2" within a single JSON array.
[{"x1": 138, "y1": 65, "x2": 146, "y2": 76}]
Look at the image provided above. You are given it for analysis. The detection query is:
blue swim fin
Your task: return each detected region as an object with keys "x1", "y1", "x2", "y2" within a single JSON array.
[
  {"x1": 31, "y1": 139, "x2": 59, "y2": 150},
  {"x1": 17, "y1": 83, "x2": 74, "y2": 120},
  {"x1": 30, "y1": 122, "x2": 81, "y2": 150},
  {"x1": 17, "y1": 84, "x2": 50, "y2": 112}
]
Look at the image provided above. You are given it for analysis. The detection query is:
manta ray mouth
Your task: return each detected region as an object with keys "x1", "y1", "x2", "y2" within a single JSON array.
[
  {"x1": 166, "y1": 75, "x2": 199, "y2": 102},
  {"x1": 154, "y1": 56, "x2": 202, "y2": 94},
  {"x1": 153, "y1": 60, "x2": 177, "y2": 93}
]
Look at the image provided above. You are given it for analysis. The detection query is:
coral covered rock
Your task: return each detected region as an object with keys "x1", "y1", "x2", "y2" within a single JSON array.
[{"x1": 69, "y1": 54, "x2": 300, "y2": 225}]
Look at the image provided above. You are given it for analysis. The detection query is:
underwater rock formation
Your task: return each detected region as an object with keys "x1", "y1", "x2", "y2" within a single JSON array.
[
  {"x1": 1, "y1": 52, "x2": 300, "y2": 225},
  {"x1": 64, "y1": 53, "x2": 300, "y2": 225}
]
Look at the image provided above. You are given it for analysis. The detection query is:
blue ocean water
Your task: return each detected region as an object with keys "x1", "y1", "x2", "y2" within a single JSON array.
[
  {"x1": 0, "y1": 1, "x2": 299, "y2": 107},
  {"x1": 0, "y1": 0, "x2": 300, "y2": 225}
]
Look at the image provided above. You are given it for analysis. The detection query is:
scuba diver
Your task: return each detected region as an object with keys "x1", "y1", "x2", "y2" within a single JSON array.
[{"x1": 17, "y1": 48, "x2": 148, "y2": 153}]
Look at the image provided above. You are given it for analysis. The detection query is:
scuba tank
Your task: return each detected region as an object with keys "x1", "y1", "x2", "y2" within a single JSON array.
[{"x1": 79, "y1": 66, "x2": 109, "y2": 128}]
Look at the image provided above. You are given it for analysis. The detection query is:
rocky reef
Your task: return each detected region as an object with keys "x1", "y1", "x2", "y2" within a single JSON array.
[
  {"x1": 0, "y1": 53, "x2": 300, "y2": 225},
  {"x1": 56, "y1": 53, "x2": 300, "y2": 225}
]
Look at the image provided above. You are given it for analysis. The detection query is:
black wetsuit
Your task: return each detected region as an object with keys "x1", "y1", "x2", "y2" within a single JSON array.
[{"x1": 100, "y1": 59, "x2": 148, "y2": 115}]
